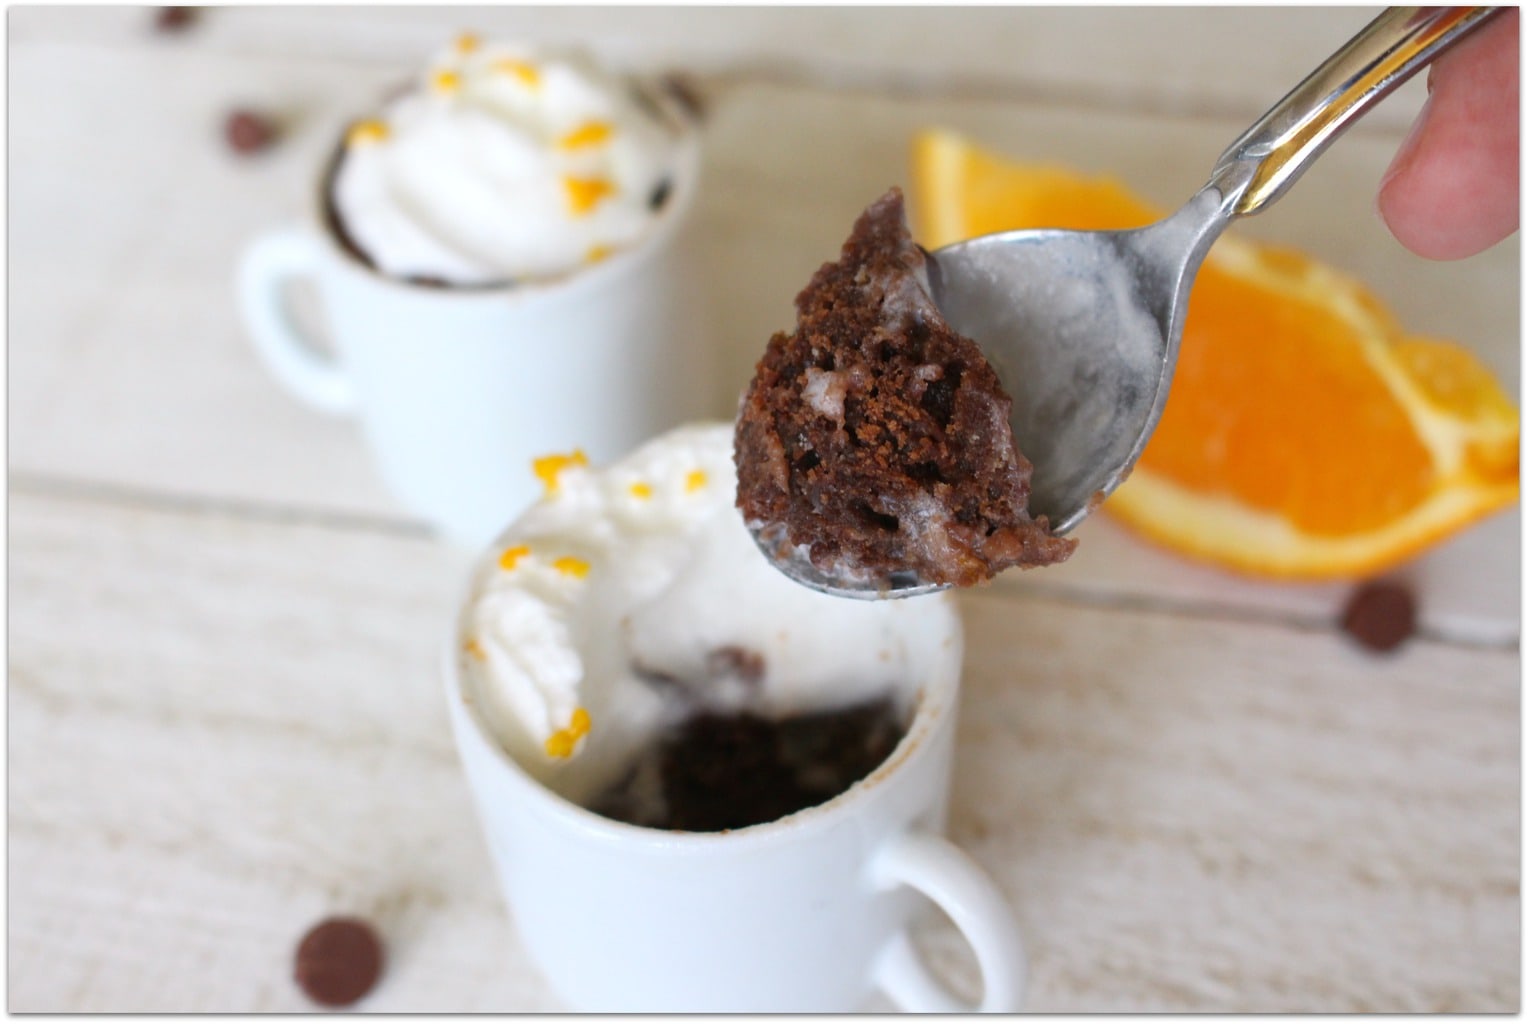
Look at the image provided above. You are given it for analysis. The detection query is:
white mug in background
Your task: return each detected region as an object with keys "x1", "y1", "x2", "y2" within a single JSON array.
[
  {"x1": 236, "y1": 132, "x2": 713, "y2": 549},
  {"x1": 444, "y1": 589, "x2": 1026, "y2": 1013}
]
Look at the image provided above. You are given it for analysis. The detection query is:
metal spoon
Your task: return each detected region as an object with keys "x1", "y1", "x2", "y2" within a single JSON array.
[{"x1": 764, "y1": 5, "x2": 1500, "y2": 600}]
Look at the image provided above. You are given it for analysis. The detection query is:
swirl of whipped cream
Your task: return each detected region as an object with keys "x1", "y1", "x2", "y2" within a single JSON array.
[
  {"x1": 458, "y1": 423, "x2": 957, "y2": 806},
  {"x1": 331, "y1": 36, "x2": 688, "y2": 286}
]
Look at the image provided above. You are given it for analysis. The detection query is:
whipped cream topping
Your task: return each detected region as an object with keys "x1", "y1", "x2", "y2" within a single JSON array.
[
  {"x1": 332, "y1": 35, "x2": 688, "y2": 286},
  {"x1": 459, "y1": 423, "x2": 959, "y2": 805}
]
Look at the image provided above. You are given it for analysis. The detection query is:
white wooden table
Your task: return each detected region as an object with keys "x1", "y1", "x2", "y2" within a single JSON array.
[{"x1": 9, "y1": 7, "x2": 1519, "y2": 1012}]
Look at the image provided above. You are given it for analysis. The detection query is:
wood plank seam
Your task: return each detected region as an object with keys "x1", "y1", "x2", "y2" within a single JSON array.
[
  {"x1": 697, "y1": 64, "x2": 1415, "y2": 138},
  {"x1": 985, "y1": 581, "x2": 1521, "y2": 654},
  {"x1": 11, "y1": 478, "x2": 1514, "y2": 654},
  {"x1": 9, "y1": 471, "x2": 431, "y2": 539}
]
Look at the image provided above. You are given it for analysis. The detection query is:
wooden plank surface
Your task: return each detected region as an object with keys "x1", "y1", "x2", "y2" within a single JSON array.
[
  {"x1": 9, "y1": 7, "x2": 1420, "y2": 129},
  {"x1": 8, "y1": 6, "x2": 1520, "y2": 1013},
  {"x1": 8, "y1": 489, "x2": 1517, "y2": 1012}
]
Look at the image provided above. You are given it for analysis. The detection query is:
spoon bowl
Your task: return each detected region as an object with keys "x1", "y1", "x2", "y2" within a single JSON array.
[{"x1": 925, "y1": 187, "x2": 1226, "y2": 535}]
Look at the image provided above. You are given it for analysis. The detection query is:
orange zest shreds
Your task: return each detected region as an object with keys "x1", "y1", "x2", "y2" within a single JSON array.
[
  {"x1": 552, "y1": 556, "x2": 591, "y2": 579},
  {"x1": 684, "y1": 470, "x2": 708, "y2": 493},
  {"x1": 532, "y1": 450, "x2": 589, "y2": 493},
  {"x1": 432, "y1": 69, "x2": 462, "y2": 94},
  {"x1": 492, "y1": 59, "x2": 540, "y2": 88},
  {"x1": 586, "y1": 244, "x2": 614, "y2": 264},
  {"x1": 628, "y1": 481, "x2": 653, "y2": 500},
  {"x1": 346, "y1": 119, "x2": 389, "y2": 146},
  {"x1": 464, "y1": 637, "x2": 487, "y2": 660},
  {"x1": 564, "y1": 176, "x2": 615, "y2": 215},
  {"x1": 544, "y1": 731, "x2": 574, "y2": 759},
  {"x1": 546, "y1": 709, "x2": 591, "y2": 758},
  {"x1": 559, "y1": 121, "x2": 614, "y2": 150},
  {"x1": 498, "y1": 544, "x2": 531, "y2": 571},
  {"x1": 455, "y1": 32, "x2": 480, "y2": 54}
]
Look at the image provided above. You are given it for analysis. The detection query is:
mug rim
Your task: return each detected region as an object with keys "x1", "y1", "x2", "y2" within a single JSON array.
[
  {"x1": 307, "y1": 90, "x2": 702, "y2": 304},
  {"x1": 443, "y1": 512, "x2": 965, "y2": 853}
]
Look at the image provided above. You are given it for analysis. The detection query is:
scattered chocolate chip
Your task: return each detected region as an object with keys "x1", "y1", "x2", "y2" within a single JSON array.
[
  {"x1": 154, "y1": 6, "x2": 198, "y2": 32},
  {"x1": 648, "y1": 177, "x2": 673, "y2": 211},
  {"x1": 1341, "y1": 580, "x2": 1417, "y2": 653},
  {"x1": 294, "y1": 917, "x2": 384, "y2": 1007},
  {"x1": 225, "y1": 109, "x2": 278, "y2": 155}
]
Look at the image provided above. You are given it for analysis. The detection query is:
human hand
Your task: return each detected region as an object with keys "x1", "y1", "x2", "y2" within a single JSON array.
[{"x1": 1377, "y1": 8, "x2": 1518, "y2": 260}]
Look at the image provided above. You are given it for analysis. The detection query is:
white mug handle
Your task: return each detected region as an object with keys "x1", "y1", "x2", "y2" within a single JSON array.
[
  {"x1": 236, "y1": 225, "x2": 358, "y2": 416},
  {"x1": 870, "y1": 830, "x2": 1027, "y2": 1013}
]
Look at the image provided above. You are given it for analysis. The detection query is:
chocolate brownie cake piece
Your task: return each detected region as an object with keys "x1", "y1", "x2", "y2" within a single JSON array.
[
  {"x1": 735, "y1": 187, "x2": 1075, "y2": 590},
  {"x1": 589, "y1": 696, "x2": 906, "y2": 832}
]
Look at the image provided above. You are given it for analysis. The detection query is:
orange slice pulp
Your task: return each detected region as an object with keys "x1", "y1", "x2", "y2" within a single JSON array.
[{"x1": 910, "y1": 128, "x2": 1518, "y2": 579}]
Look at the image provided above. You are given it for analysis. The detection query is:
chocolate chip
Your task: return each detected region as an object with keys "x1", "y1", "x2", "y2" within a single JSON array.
[
  {"x1": 154, "y1": 6, "x2": 197, "y2": 32},
  {"x1": 1341, "y1": 580, "x2": 1417, "y2": 653},
  {"x1": 294, "y1": 917, "x2": 384, "y2": 1007},
  {"x1": 648, "y1": 178, "x2": 673, "y2": 211},
  {"x1": 225, "y1": 109, "x2": 277, "y2": 155}
]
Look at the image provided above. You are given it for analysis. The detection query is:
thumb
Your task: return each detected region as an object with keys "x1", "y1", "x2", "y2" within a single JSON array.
[{"x1": 1376, "y1": 9, "x2": 1519, "y2": 260}]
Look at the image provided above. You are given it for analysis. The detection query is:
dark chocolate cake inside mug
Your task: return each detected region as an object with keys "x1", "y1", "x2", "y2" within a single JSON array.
[{"x1": 458, "y1": 424, "x2": 959, "y2": 832}]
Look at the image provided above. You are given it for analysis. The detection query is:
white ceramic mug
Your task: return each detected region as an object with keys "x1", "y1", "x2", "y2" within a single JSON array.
[
  {"x1": 443, "y1": 590, "x2": 1026, "y2": 1012},
  {"x1": 236, "y1": 134, "x2": 714, "y2": 549}
]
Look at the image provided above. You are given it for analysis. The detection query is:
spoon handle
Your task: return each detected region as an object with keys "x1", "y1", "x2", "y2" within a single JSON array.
[{"x1": 1207, "y1": 6, "x2": 1502, "y2": 217}]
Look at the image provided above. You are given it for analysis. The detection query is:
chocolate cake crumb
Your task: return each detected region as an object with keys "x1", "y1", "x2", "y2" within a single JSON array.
[
  {"x1": 735, "y1": 187, "x2": 1074, "y2": 589},
  {"x1": 631, "y1": 645, "x2": 768, "y2": 707},
  {"x1": 705, "y1": 645, "x2": 766, "y2": 686}
]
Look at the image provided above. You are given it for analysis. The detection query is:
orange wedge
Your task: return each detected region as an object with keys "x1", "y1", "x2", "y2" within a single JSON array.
[{"x1": 910, "y1": 128, "x2": 1519, "y2": 579}]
